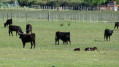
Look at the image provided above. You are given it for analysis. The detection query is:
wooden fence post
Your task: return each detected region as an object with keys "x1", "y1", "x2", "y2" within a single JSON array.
[
  {"x1": 26, "y1": 13, "x2": 27, "y2": 22},
  {"x1": 3, "y1": 13, "x2": 4, "y2": 23},
  {"x1": 11, "y1": 13, "x2": 12, "y2": 19},
  {"x1": 48, "y1": 11, "x2": 50, "y2": 22},
  {"x1": 7, "y1": 13, "x2": 8, "y2": 19}
]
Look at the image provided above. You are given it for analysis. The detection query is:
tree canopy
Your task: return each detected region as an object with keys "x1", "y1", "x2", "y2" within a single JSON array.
[
  {"x1": 0, "y1": 0, "x2": 119, "y2": 7},
  {"x1": 84, "y1": 0, "x2": 107, "y2": 6}
]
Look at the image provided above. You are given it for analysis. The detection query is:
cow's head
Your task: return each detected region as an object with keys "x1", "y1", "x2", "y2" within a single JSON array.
[
  {"x1": 19, "y1": 34, "x2": 23, "y2": 39},
  {"x1": 109, "y1": 30, "x2": 113, "y2": 36},
  {"x1": 4, "y1": 23, "x2": 6, "y2": 27},
  {"x1": 66, "y1": 32, "x2": 70, "y2": 38}
]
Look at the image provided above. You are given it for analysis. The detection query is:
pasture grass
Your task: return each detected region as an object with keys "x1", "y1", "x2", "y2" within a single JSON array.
[{"x1": 0, "y1": 19, "x2": 119, "y2": 67}]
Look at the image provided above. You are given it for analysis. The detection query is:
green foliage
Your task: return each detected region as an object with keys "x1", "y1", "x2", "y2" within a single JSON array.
[
  {"x1": 1, "y1": 0, "x2": 119, "y2": 7},
  {"x1": 84, "y1": 0, "x2": 107, "y2": 6}
]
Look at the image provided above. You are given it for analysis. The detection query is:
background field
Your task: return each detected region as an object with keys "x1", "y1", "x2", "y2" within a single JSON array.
[{"x1": 0, "y1": 11, "x2": 119, "y2": 67}]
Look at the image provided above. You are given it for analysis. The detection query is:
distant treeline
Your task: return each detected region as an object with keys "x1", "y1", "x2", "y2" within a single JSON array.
[
  {"x1": 1, "y1": 0, "x2": 119, "y2": 7},
  {"x1": 17, "y1": 0, "x2": 85, "y2": 7}
]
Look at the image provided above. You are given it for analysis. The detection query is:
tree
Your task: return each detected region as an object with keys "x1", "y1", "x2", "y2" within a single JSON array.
[
  {"x1": 84, "y1": 0, "x2": 107, "y2": 6},
  {"x1": 18, "y1": 0, "x2": 29, "y2": 6}
]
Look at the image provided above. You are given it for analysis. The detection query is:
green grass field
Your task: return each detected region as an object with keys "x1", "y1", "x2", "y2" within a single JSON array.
[{"x1": 0, "y1": 19, "x2": 119, "y2": 67}]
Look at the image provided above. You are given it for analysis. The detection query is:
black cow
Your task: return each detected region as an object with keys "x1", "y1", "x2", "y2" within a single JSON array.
[
  {"x1": 55, "y1": 31, "x2": 71, "y2": 45},
  {"x1": 85, "y1": 47, "x2": 90, "y2": 51},
  {"x1": 9, "y1": 25, "x2": 23, "y2": 36},
  {"x1": 85, "y1": 47, "x2": 98, "y2": 51},
  {"x1": 90, "y1": 47, "x2": 98, "y2": 51},
  {"x1": 4, "y1": 19, "x2": 13, "y2": 27},
  {"x1": 74, "y1": 48, "x2": 80, "y2": 51},
  {"x1": 19, "y1": 33, "x2": 35, "y2": 49},
  {"x1": 26, "y1": 24, "x2": 32, "y2": 34},
  {"x1": 104, "y1": 29, "x2": 113, "y2": 41},
  {"x1": 114, "y1": 22, "x2": 119, "y2": 29}
]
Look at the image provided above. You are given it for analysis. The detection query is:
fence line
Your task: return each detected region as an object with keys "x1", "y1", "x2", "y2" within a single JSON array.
[
  {"x1": 0, "y1": 6, "x2": 119, "y2": 11},
  {"x1": 0, "y1": 11, "x2": 119, "y2": 23}
]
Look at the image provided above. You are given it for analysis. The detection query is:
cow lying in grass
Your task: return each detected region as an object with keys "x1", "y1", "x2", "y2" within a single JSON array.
[
  {"x1": 4, "y1": 19, "x2": 12, "y2": 28},
  {"x1": 9, "y1": 25, "x2": 23, "y2": 36},
  {"x1": 74, "y1": 48, "x2": 80, "y2": 51},
  {"x1": 19, "y1": 33, "x2": 35, "y2": 49},
  {"x1": 55, "y1": 31, "x2": 71, "y2": 45},
  {"x1": 85, "y1": 47, "x2": 98, "y2": 51},
  {"x1": 104, "y1": 29, "x2": 113, "y2": 41}
]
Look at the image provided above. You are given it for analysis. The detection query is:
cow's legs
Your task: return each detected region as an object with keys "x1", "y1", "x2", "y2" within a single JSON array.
[
  {"x1": 58, "y1": 40, "x2": 59, "y2": 45},
  {"x1": 69, "y1": 40, "x2": 71, "y2": 45},
  {"x1": 106, "y1": 36, "x2": 108, "y2": 41},
  {"x1": 9, "y1": 31, "x2": 11, "y2": 36},
  {"x1": 23, "y1": 42, "x2": 25, "y2": 48},
  {"x1": 55, "y1": 38, "x2": 57, "y2": 45},
  {"x1": 33, "y1": 41, "x2": 35, "y2": 48},
  {"x1": 16, "y1": 31, "x2": 18, "y2": 36},
  {"x1": 31, "y1": 42, "x2": 33, "y2": 49},
  {"x1": 55, "y1": 39, "x2": 59, "y2": 45},
  {"x1": 104, "y1": 35, "x2": 105, "y2": 41},
  {"x1": 117, "y1": 26, "x2": 118, "y2": 29},
  {"x1": 109, "y1": 36, "x2": 110, "y2": 41},
  {"x1": 11, "y1": 31, "x2": 13, "y2": 36}
]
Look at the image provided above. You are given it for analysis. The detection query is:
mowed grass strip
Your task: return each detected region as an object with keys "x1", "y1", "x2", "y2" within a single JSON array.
[{"x1": 0, "y1": 20, "x2": 119, "y2": 67}]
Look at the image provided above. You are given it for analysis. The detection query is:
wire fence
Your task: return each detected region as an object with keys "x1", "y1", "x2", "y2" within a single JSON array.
[
  {"x1": 0, "y1": 6, "x2": 119, "y2": 11},
  {"x1": 0, "y1": 10, "x2": 119, "y2": 23}
]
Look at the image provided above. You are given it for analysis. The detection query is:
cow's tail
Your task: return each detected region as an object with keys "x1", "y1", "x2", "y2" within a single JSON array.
[
  {"x1": 32, "y1": 33, "x2": 35, "y2": 39},
  {"x1": 104, "y1": 31, "x2": 105, "y2": 41},
  {"x1": 32, "y1": 33, "x2": 35, "y2": 42},
  {"x1": 55, "y1": 33, "x2": 57, "y2": 45},
  {"x1": 9, "y1": 26, "x2": 11, "y2": 36},
  {"x1": 32, "y1": 33, "x2": 35, "y2": 48}
]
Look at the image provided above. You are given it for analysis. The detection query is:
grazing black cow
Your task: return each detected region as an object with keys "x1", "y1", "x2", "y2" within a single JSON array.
[
  {"x1": 55, "y1": 31, "x2": 71, "y2": 45},
  {"x1": 26, "y1": 24, "x2": 32, "y2": 34},
  {"x1": 104, "y1": 29, "x2": 113, "y2": 41},
  {"x1": 114, "y1": 22, "x2": 119, "y2": 29},
  {"x1": 74, "y1": 48, "x2": 80, "y2": 51},
  {"x1": 9, "y1": 25, "x2": 23, "y2": 36},
  {"x1": 19, "y1": 33, "x2": 35, "y2": 49},
  {"x1": 4, "y1": 19, "x2": 13, "y2": 27}
]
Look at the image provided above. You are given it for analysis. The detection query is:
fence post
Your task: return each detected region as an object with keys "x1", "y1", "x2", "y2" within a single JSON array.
[
  {"x1": 52, "y1": 11, "x2": 53, "y2": 21},
  {"x1": 26, "y1": 13, "x2": 27, "y2": 22},
  {"x1": 3, "y1": 13, "x2": 4, "y2": 23},
  {"x1": 79, "y1": 13, "x2": 80, "y2": 22},
  {"x1": 48, "y1": 11, "x2": 50, "y2": 22},
  {"x1": 90, "y1": 13, "x2": 91, "y2": 22},
  {"x1": 7, "y1": 13, "x2": 8, "y2": 19},
  {"x1": 11, "y1": 13, "x2": 12, "y2": 19},
  {"x1": 75, "y1": 14, "x2": 77, "y2": 22}
]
